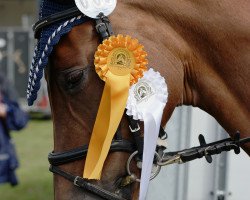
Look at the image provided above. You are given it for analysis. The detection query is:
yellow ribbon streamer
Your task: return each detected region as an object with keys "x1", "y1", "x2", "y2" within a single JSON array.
[{"x1": 83, "y1": 35, "x2": 148, "y2": 179}]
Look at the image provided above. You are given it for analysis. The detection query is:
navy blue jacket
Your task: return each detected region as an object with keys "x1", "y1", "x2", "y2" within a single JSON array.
[
  {"x1": 0, "y1": 97, "x2": 29, "y2": 186},
  {"x1": 0, "y1": 72, "x2": 29, "y2": 186}
]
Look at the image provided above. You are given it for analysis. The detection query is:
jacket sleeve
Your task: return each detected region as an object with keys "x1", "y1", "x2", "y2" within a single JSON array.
[{"x1": 5, "y1": 100, "x2": 29, "y2": 131}]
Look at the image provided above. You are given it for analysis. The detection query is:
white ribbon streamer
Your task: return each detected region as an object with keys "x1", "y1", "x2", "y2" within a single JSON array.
[{"x1": 126, "y1": 68, "x2": 168, "y2": 200}]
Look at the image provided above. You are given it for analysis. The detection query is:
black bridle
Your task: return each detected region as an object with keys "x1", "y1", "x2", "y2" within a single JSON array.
[{"x1": 33, "y1": 5, "x2": 250, "y2": 200}]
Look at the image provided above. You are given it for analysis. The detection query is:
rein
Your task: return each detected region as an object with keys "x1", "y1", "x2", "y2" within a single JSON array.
[{"x1": 33, "y1": 5, "x2": 250, "y2": 200}]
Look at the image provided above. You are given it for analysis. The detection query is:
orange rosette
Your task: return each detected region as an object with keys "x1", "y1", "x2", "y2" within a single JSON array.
[{"x1": 84, "y1": 34, "x2": 148, "y2": 179}]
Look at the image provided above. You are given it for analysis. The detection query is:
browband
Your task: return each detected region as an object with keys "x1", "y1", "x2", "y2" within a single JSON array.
[{"x1": 33, "y1": 7, "x2": 84, "y2": 39}]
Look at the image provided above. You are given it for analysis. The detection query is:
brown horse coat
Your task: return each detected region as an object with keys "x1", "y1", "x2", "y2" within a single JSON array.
[{"x1": 47, "y1": 0, "x2": 250, "y2": 199}]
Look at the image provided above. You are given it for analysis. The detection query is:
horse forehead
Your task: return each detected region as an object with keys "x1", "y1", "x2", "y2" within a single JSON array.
[
  {"x1": 59, "y1": 22, "x2": 98, "y2": 51},
  {"x1": 51, "y1": 25, "x2": 99, "y2": 70}
]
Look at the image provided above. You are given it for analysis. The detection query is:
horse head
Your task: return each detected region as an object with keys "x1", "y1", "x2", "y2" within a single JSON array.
[{"x1": 28, "y1": 0, "x2": 250, "y2": 199}]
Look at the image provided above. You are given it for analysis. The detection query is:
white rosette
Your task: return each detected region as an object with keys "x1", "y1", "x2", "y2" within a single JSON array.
[
  {"x1": 126, "y1": 68, "x2": 168, "y2": 200},
  {"x1": 75, "y1": 0, "x2": 117, "y2": 18}
]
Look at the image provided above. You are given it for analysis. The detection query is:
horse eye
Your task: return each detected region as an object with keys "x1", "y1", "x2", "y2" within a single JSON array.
[
  {"x1": 57, "y1": 67, "x2": 87, "y2": 94},
  {"x1": 66, "y1": 69, "x2": 83, "y2": 85}
]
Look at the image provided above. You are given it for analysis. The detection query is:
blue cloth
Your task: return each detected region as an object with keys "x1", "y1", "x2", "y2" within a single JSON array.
[
  {"x1": 0, "y1": 98, "x2": 29, "y2": 186},
  {"x1": 27, "y1": 0, "x2": 89, "y2": 106},
  {"x1": 0, "y1": 77, "x2": 29, "y2": 186}
]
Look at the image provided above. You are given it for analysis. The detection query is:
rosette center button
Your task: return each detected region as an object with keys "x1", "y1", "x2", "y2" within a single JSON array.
[{"x1": 107, "y1": 48, "x2": 135, "y2": 76}]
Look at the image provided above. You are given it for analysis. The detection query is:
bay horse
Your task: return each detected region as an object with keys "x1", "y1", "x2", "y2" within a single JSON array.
[{"x1": 29, "y1": 0, "x2": 250, "y2": 199}]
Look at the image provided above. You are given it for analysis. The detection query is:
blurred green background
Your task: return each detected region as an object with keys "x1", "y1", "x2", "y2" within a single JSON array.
[
  {"x1": 0, "y1": 120, "x2": 53, "y2": 200},
  {"x1": 0, "y1": 1, "x2": 54, "y2": 199}
]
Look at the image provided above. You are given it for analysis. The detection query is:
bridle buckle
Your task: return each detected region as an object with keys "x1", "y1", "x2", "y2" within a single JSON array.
[
  {"x1": 95, "y1": 22, "x2": 106, "y2": 33},
  {"x1": 95, "y1": 12, "x2": 114, "y2": 40},
  {"x1": 74, "y1": 176, "x2": 81, "y2": 187},
  {"x1": 129, "y1": 123, "x2": 140, "y2": 133}
]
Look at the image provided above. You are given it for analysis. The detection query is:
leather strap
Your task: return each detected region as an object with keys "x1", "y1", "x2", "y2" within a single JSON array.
[
  {"x1": 127, "y1": 116, "x2": 144, "y2": 159},
  {"x1": 33, "y1": 7, "x2": 85, "y2": 39},
  {"x1": 50, "y1": 166, "x2": 127, "y2": 200},
  {"x1": 95, "y1": 12, "x2": 114, "y2": 40},
  {"x1": 49, "y1": 139, "x2": 136, "y2": 166},
  {"x1": 162, "y1": 133, "x2": 250, "y2": 163}
]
